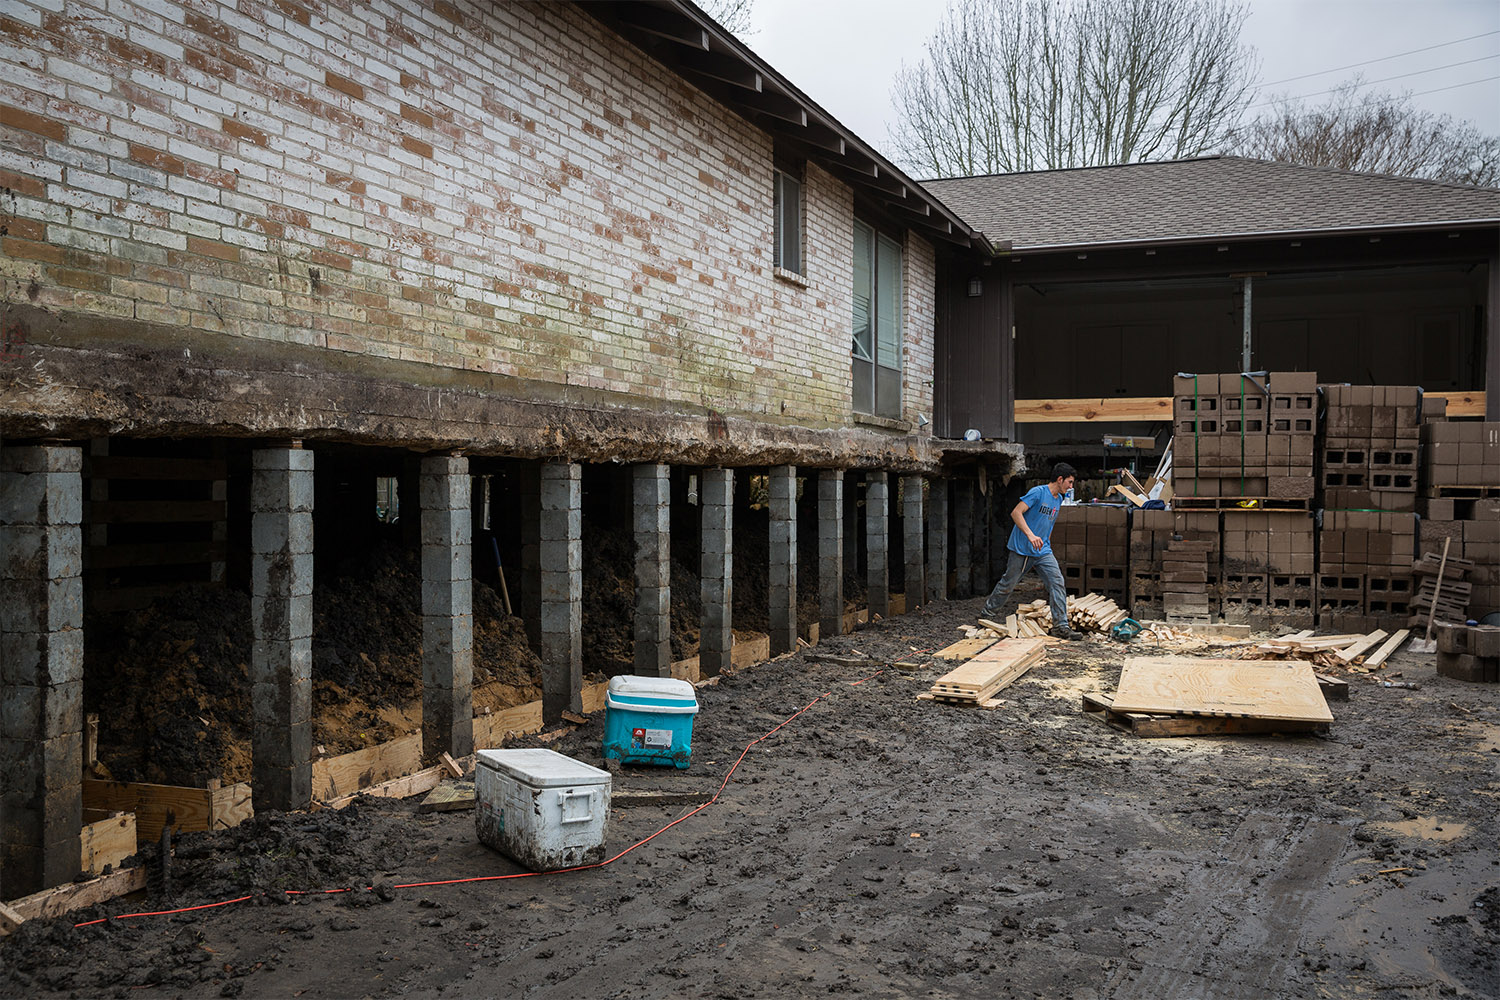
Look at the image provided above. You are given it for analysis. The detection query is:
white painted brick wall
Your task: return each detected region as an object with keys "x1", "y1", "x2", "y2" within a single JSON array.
[{"x1": 0, "y1": 0, "x2": 937, "y2": 430}]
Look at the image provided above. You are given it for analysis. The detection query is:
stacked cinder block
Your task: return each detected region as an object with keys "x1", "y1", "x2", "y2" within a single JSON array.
[
  {"x1": 1318, "y1": 511, "x2": 1416, "y2": 630},
  {"x1": 1051, "y1": 506, "x2": 1088, "y2": 598},
  {"x1": 1436, "y1": 623, "x2": 1500, "y2": 683},
  {"x1": 1128, "y1": 510, "x2": 1219, "y2": 620},
  {"x1": 1221, "y1": 511, "x2": 1316, "y2": 627},
  {"x1": 1322, "y1": 386, "x2": 1421, "y2": 511},
  {"x1": 1173, "y1": 373, "x2": 1316, "y2": 500},
  {"x1": 1421, "y1": 421, "x2": 1500, "y2": 489},
  {"x1": 1161, "y1": 539, "x2": 1216, "y2": 622},
  {"x1": 1420, "y1": 500, "x2": 1500, "y2": 619}
]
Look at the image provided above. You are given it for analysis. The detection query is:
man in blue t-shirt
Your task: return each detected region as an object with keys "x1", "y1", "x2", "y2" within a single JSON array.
[{"x1": 981, "y1": 462, "x2": 1082, "y2": 640}]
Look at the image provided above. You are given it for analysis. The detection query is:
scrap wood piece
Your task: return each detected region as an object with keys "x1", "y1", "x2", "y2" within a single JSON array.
[
  {"x1": 0, "y1": 900, "x2": 22, "y2": 937},
  {"x1": 1314, "y1": 673, "x2": 1350, "y2": 701},
  {"x1": 1336, "y1": 630, "x2": 1389, "y2": 663},
  {"x1": 419, "y1": 780, "x2": 476, "y2": 813},
  {"x1": 439, "y1": 752, "x2": 465, "y2": 779},
  {"x1": 929, "y1": 638, "x2": 1046, "y2": 704},
  {"x1": 1112, "y1": 656, "x2": 1333, "y2": 723},
  {"x1": 1362, "y1": 629, "x2": 1411, "y2": 669},
  {"x1": 1081, "y1": 691, "x2": 1330, "y2": 738}
]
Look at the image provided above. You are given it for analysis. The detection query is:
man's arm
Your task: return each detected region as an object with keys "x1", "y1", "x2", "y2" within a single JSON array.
[{"x1": 1011, "y1": 499, "x2": 1042, "y2": 551}]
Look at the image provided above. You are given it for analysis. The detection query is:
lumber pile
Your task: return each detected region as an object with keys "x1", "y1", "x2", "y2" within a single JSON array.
[
  {"x1": 1242, "y1": 627, "x2": 1409, "y2": 672},
  {"x1": 1084, "y1": 656, "x2": 1333, "y2": 738},
  {"x1": 964, "y1": 593, "x2": 1127, "y2": 641},
  {"x1": 1410, "y1": 549, "x2": 1474, "y2": 625},
  {"x1": 922, "y1": 637, "x2": 1047, "y2": 708}
]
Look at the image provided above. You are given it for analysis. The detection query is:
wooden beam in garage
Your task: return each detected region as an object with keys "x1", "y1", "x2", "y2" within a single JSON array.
[{"x1": 1014, "y1": 391, "x2": 1486, "y2": 423}]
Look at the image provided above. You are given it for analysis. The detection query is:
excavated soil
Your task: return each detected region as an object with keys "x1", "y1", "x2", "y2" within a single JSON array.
[{"x1": 13, "y1": 592, "x2": 1500, "y2": 999}]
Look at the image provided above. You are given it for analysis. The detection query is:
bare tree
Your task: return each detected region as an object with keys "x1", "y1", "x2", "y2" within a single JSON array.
[
  {"x1": 891, "y1": 0, "x2": 1257, "y2": 176},
  {"x1": 1237, "y1": 81, "x2": 1500, "y2": 188},
  {"x1": 698, "y1": 0, "x2": 756, "y2": 38}
]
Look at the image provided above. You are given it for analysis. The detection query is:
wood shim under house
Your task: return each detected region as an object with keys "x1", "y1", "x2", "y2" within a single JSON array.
[
  {"x1": 921, "y1": 637, "x2": 1047, "y2": 708},
  {"x1": 1111, "y1": 657, "x2": 1334, "y2": 725}
]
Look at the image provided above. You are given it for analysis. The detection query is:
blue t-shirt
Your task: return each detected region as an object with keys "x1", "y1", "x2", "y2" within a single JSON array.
[{"x1": 1008, "y1": 484, "x2": 1062, "y2": 557}]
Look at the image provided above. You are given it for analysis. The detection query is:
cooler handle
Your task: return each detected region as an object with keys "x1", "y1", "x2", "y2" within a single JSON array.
[{"x1": 558, "y1": 788, "x2": 598, "y2": 824}]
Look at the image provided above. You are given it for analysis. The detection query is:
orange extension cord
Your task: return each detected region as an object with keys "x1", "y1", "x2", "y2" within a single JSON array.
[{"x1": 74, "y1": 669, "x2": 884, "y2": 929}]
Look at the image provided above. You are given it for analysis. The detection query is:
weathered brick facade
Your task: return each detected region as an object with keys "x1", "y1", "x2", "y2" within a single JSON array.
[{"x1": 0, "y1": 0, "x2": 935, "y2": 439}]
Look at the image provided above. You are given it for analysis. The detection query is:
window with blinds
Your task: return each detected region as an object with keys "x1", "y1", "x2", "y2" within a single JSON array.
[
  {"x1": 773, "y1": 168, "x2": 802, "y2": 276},
  {"x1": 852, "y1": 219, "x2": 902, "y2": 419}
]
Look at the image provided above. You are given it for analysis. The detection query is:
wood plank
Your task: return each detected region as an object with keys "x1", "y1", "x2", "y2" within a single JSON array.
[
  {"x1": 80, "y1": 811, "x2": 137, "y2": 875},
  {"x1": 472, "y1": 680, "x2": 609, "y2": 749},
  {"x1": 7, "y1": 865, "x2": 149, "y2": 922},
  {"x1": 930, "y1": 638, "x2": 1046, "y2": 703},
  {"x1": 83, "y1": 778, "x2": 215, "y2": 842},
  {"x1": 1015, "y1": 396, "x2": 1174, "y2": 423},
  {"x1": 323, "y1": 762, "x2": 451, "y2": 809},
  {"x1": 1363, "y1": 629, "x2": 1411, "y2": 669},
  {"x1": 0, "y1": 900, "x2": 21, "y2": 937},
  {"x1": 1017, "y1": 391, "x2": 1485, "y2": 424},
  {"x1": 934, "y1": 636, "x2": 998, "y2": 662},
  {"x1": 1336, "y1": 630, "x2": 1389, "y2": 662},
  {"x1": 1082, "y1": 692, "x2": 1329, "y2": 738},
  {"x1": 418, "y1": 781, "x2": 475, "y2": 813},
  {"x1": 312, "y1": 733, "x2": 422, "y2": 801},
  {"x1": 210, "y1": 781, "x2": 253, "y2": 832},
  {"x1": 1112, "y1": 657, "x2": 1333, "y2": 723}
]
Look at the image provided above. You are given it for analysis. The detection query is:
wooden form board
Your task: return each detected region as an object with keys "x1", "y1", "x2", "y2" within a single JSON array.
[
  {"x1": 82, "y1": 778, "x2": 252, "y2": 842},
  {"x1": 312, "y1": 733, "x2": 422, "y2": 801},
  {"x1": 472, "y1": 679, "x2": 610, "y2": 749},
  {"x1": 930, "y1": 638, "x2": 1045, "y2": 703},
  {"x1": 5, "y1": 865, "x2": 149, "y2": 922},
  {"x1": 1015, "y1": 391, "x2": 1485, "y2": 423},
  {"x1": 1082, "y1": 692, "x2": 1329, "y2": 738},
  {"x1": 80, "y1": 810, "x2": 137, "y2": 874},
  {"x1": 1113, "y1": 657, "x2": 1333, "y2": 723}
]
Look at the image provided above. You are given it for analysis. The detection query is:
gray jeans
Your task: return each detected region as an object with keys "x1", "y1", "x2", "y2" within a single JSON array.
[{"x1": 982, "y1": 548, "x2": 1068, "y2": 626}]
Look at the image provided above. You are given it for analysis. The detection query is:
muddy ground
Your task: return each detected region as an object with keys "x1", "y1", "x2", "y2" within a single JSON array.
[{"x1": 10, "y1": 589, "x2": 1499, "y2": 999}]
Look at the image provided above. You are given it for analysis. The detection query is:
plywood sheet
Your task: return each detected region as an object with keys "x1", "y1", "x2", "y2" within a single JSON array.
[{"x1": 1113, "y1": 657, "x2": 1333, "y2": 723}]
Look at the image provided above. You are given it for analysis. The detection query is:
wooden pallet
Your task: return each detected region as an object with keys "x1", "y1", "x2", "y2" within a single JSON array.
[
  {"x1": 1172, "y1": 497, "x2": 1312, "y2": 510},
  {"x1": 927, "y1": 638, "x2": 1046, "y2": 705},
  {"x1": 1082, "y1": 691, "x2": 1330, "y2": 737},
  {"x1": 1425, "y1": 485, "x2": 1499, "y2": 498}
]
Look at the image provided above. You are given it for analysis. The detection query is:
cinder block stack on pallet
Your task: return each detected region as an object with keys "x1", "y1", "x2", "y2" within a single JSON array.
[
  {"x1": 1161, "y1": 538, "x2": 1216, "y2": 624},
  {"x1": 1128, "y1": 510, "x2": 1219, "y2": 621},
  {"x1": 1172, "y1": 372, "x2": 1316, "y2": 504},
  {"x1": 1318, "y1": 511, "x2": 1416, "y2": 631},
  {"x1": 1221, "y1": 511, "x2": 1316, "y2": 628},
  {"x1": 1322, "y1": 385, "x2": 1420, "y2": 512},
  {"x1": 1418, "y1": 405, "x2": 1500, "y2": 620},
  {"x1": 1082, "y1": 506, "x2": 1128, "y2": 604}
]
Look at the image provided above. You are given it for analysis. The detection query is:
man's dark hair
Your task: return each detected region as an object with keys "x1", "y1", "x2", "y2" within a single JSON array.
[{"x1": 1051, "y1": 462, "x2": 1077, "y2": 482}]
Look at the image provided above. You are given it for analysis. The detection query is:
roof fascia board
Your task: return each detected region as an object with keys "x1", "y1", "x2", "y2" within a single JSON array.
[{"x1": 998, "y1": 218, "x2": 1500, "y2": 256}]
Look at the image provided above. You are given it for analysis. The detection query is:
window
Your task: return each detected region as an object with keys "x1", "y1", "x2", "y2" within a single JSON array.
[
  {"x1": 773, "y1": 167, "x2": 802, "y2": 276},
  {"x1": 852, "y1": 219, "x2": 902, "y2": 419}
]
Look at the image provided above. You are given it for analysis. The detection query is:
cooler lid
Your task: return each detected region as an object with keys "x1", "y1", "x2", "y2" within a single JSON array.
[
  {"x1": 607, "y1": 674, "x2": 698, "y2": 704},
  {"x1": 475, "y1": 749, "x2": 611, "y2": 788}
]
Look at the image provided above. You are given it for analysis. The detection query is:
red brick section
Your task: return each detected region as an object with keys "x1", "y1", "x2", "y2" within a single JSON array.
[{"x1": 0, "y1": 105, "x2": 66, "y2": 142}]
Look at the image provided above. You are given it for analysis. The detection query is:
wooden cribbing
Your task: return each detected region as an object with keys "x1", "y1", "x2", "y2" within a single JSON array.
[{"x1": 929, "y1": 638, "x2": 1046, "y2": 704}]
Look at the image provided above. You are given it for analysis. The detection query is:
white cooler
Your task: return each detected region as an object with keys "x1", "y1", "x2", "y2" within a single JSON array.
[{"x1": 474, "y1": 748, "x2": 612, "y2": 871}]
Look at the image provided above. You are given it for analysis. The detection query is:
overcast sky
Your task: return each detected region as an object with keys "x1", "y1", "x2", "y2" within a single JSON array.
[{"x1": 744, "y1": 0, "x2": 1500, "y2": 161}]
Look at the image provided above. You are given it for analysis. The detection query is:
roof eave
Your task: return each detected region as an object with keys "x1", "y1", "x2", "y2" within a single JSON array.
[{"x1": 994, "y1": 218, "x2": 1500, "y2": 256}]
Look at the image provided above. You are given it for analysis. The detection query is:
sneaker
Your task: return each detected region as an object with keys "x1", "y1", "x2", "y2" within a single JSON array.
[{"x1": 1048, "y1": 624, "x2": 1085, "y2": 641}]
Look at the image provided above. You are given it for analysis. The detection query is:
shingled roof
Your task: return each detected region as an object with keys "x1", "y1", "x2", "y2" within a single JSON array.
[{"x1": 921, "y1": 156, "x2": 1500, "y2": 253}]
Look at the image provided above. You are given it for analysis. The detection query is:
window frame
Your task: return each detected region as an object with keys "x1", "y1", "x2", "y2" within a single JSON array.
[
  {"x1": 773, "y1": 160, "x2": 804, "y2": 279},
  {"x1": 852, "y1": 217, "x2": 904, "y2": 420}
]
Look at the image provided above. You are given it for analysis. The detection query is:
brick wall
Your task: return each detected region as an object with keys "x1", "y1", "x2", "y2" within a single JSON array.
[{"x1": 0, "y1": 0, "x2": 935, "y2": 431}]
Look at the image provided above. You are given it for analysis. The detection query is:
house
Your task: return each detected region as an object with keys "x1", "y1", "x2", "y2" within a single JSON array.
[{"x1": 0, "y1": 0, "x2": 1020, "y2": 895}]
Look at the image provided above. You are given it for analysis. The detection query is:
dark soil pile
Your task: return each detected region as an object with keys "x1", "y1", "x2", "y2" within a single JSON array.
[{"x1": 83, "y1": 543, "x2": 542, "y2": 786}]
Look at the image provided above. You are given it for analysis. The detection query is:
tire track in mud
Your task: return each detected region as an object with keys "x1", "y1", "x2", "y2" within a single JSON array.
[{"x1": 1101, "y1": 811, "x2": 1351, "y2": 999}]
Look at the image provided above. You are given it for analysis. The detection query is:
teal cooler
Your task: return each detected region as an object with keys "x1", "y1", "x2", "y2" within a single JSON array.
[{"x1": 603, "y1": 676, "x2": 698, "y2": 769}]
